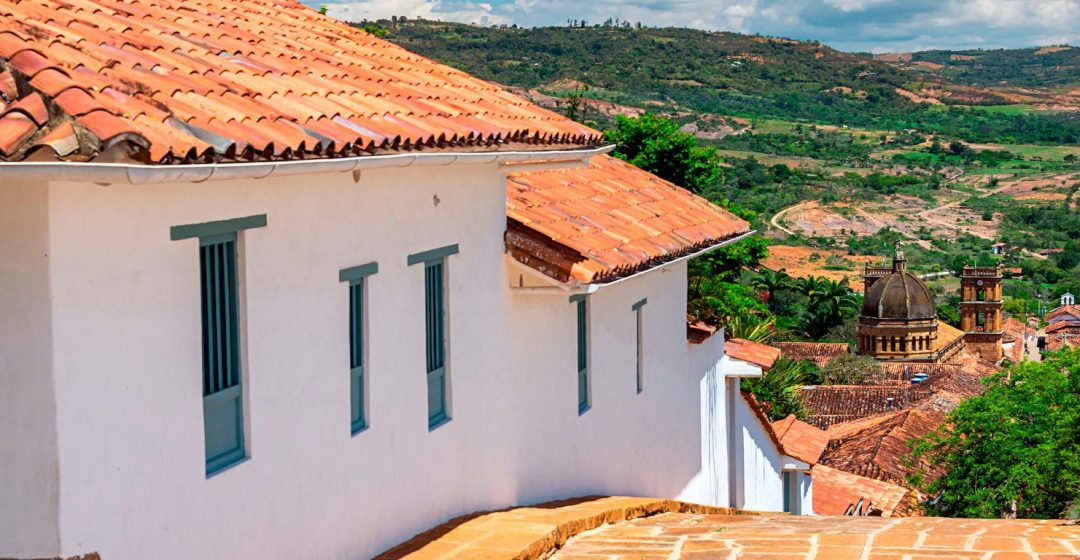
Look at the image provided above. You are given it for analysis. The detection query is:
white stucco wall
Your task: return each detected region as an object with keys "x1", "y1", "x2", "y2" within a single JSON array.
[
  {"x1": 677, "y1": 333, "x2": 731, "y2": 507},
  {"x1": 503, "y1": 259, "x2": 713, "y2": 506},
  {"x1": 733, "y1": 393, "x2": 783, "y2": 512},
  {"x1": 0, "y1": 180, "x2": 61, "y2": 558},
  {"x1": 1, "y1": 161, "x2": 731, "y2": 560},
  {"x1": 798, "y1": 470, "x2": 814, "y2": 515}
]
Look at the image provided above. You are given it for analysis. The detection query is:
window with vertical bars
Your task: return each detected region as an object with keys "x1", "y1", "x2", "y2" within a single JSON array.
[
  {"x1": 635, "y1": 306, "x2": 644, "y2": 394},
  {"x1": 425, "y1": 260, "x2": 448, "y2": 428},
  {"x1": 349, "y1": 279, "x2": 366, "y2": 434},
  {"x1": 200, "y1": 233, "x2": 245, "y2": 475},
  {"x1": 576, "y1": 298, "x2": 589, "y2": 413}
]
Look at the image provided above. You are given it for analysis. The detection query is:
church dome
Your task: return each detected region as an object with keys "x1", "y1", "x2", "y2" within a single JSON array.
[{"x1": 861, "y1": 248, "x2": 936, "y2": 320}]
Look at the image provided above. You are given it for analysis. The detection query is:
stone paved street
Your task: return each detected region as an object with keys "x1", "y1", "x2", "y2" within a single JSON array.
[{"x1": 551, "y1": 513, "x2": 1080, "y2": 560}]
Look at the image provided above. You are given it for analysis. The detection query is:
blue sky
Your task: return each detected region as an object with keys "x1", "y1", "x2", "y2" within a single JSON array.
[{"x1": 317, "y1": 0, "x2": 1080, "y2": 53}]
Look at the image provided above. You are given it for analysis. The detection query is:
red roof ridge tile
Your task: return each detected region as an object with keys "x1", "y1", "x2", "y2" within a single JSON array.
[{"x1": 725, "y1": 338, "x2": 782, "y2": 370}]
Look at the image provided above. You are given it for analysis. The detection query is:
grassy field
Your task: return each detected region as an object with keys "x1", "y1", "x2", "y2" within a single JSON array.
[{"x1": 953, "y1": 104, "x2": 1041, "y2": 115}]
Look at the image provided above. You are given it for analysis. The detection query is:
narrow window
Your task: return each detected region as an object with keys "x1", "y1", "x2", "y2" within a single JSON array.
[
  {"x1": 172, "y1": 214, "x2": 265, "y2": 476},
  {"x1": 573, "y1": 296, "x2": 589, "y2": 413},
  {"x1": 408, "y1": 245, "x2": 458, "y2": 430},
  {"x1": 200, "y1": 233, "x2": 245, "y2": 475},
  {"x1": 632, "y1": 298, "x2": 647, "y2": 394},
  {"x1": 340, "y1": 263, "x2": 378, "y2": 435},
  {"x1": 425, "y1": 260, "x2": 448, "y2": 428},
  {"x1": 349, "y1": 281, "x2": 365, "y2": 433}
]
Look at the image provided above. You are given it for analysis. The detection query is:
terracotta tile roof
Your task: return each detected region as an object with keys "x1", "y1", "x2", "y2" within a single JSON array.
[
  {"x1": 821, "y1": 408, "x2": 946, "y2": 486},
  {"x1": 771, "y1": 415, "x2": 829, "y2": 465},
  {"x1": 1046, "y1": 305, "x2": 1080, "y2": 324},
  {"x1": 802, "y1": 356, "x2": 997, "y2": 429},
  {"x1": 686, "y1": 321, "x2": 718, "y2": 345},
  {"x1": 1046, "y1": 333, "x2": 1079, "y2": 352},
  {"x1": 877, "y1": 362, "x2": 962, "y2": 382},
  {"x1": 0, "y1": 0, "x2": 601, "y2": 164},
  {"x1": 931, "y1": 322, "x2": 965, "y2": 354},
  {"x1": 811, "y1": 465, "x2": 916, "y2": 517},
  {"x1": 1046, "y1": 321, "x2": 1080, "y2": 335},
  {"x1": 800, "y1": 385, "x2": 929, "y2": 429},
  {"x1": 724, "y1": 338, "x2": 781, "y2": 370},
  {"x1": 775, "y1": 342, "x2": 849, "y2": 367},
  {"x1": 505, "y1": 155, "x2": 750, "y2": 284},
  {"x1": 1002, "y1": 317, "x2": 1026, "y2": 343}
]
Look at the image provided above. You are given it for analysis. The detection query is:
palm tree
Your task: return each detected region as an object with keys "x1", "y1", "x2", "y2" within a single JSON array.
[
  {"x1": 750, "y1": 269, "x2": 794, "y2": 313},
  {"x1": 802, "y1": 278, "x2": 859, "y2": 340},
  {"x1": 725, "y1": 312, "x2": 777, "y2": 343},
  {"x1": 795, "y1": 275, "x2": 825, "y2": 299},
  {"x1": 742, "y1": 356, "x2": 810, "y2": 421},
  {"x1": 811, "y1": 279, "x2": 859, "y2": 315}
]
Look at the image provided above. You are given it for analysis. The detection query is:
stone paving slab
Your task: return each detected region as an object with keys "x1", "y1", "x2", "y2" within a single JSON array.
[
  {"x1": 373, "y1": 497, "x2": 745, "y2": 560},
  {"x1": 551, "y1": 513, "x2": 1080, "y2": 560}
]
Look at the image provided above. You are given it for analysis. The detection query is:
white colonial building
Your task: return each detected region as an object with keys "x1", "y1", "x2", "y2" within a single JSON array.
[{"x1": 0, "y1": 1, "x2": 812, "y2": 559}]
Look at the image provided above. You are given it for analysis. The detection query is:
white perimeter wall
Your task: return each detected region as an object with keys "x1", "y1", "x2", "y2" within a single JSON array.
[
  {"x1": 1, "y1": 162, "x2": 729, "y2": 560},
  {"x1": 0, "y1": 180, "x2": 61, "y2": 557},
  {"x1": 734, "y1": 394, "x2": 783, "y2": 512}
]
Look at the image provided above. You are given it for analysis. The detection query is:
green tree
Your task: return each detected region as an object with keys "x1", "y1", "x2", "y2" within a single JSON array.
[
  {"x1": 910, "y1": 348, "x2": 1080, "y2": 519},
  {"x1": 604, "y1": 114, "x2": 721, "y2": 194},
  {"x1": 724, "y1": 312, "x2": 777, "y2": 342},
  {"x1": 819, "y1": 352, "x2": 885, "y2": 385},
  {"x1": 687, "y1": 269, "x2": 767, "y2": 325},
  {"x1": 799, "y1": 278, "x2": 860, "y2": 340},
  {"x1": 750, "y1": 269, "x2": 795, "y2": 313},
  {"x1": 743, "y1": 356, "x2": 810, "y2": 421}
]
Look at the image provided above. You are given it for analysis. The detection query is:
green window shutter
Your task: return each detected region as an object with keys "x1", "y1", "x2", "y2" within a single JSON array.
[
  {"x1": 200, "y1": 233, "x2": 245, "y2": 475},
  {"x1": 576, "y1": 298, "x2": 589, "y2": 413},
  {"x1": 349, "y1": 280, "x2": 366, "y2": 434},
  {"x1": 633, "y1": 298, "x2": 646, "y2": 394},
  {"x1": 408, "y1": 246, "x2": 456, "y2": 430},
  {"x1": 425, "y1": 260, "x2": 448, "y2": 429},
  {"x1": 341, "y1": 261, "x2": 377, "y2": 436}
]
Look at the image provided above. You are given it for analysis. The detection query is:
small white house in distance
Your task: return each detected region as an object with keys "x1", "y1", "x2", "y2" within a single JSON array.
[
  {"x1": 0, "y1": 1, "x2": 793, "y2": 558},
  {"x1": 716, "y1": 340, "x2": 817, "y2": 516}
]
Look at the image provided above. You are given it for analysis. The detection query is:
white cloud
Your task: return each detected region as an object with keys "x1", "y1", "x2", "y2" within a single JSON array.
[
  {"x1": 317, "y1": 0, "x2": 1080, "y2": 51},
  {"x1": 823, "y1": 0, "x2": 869, "y2": 11},
  {"x1": 324, "y1": 0, "x2": 512, "y2": 25}
]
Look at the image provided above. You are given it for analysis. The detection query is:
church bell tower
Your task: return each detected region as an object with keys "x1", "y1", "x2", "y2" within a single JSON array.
[{"x1": 960, "y1": 264, "x2": 1003, "y2": 361}]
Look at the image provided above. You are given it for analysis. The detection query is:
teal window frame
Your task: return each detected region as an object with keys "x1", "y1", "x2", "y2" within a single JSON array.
[
  {"x1": 173, "y1": 215, "x2": 265, "y2": 477},
  {"x1": 632, "y1": 298, "x2": 647, "y2": 394},
  {"x1": 571, "y1": 294, "x2": 589, "y2": 414},
  {"x1": 408, "y1": 245, "x2": 458, "y2": 430},
  {"x1": 340, "y1": 262, "x2": 378, "y2": 436}
]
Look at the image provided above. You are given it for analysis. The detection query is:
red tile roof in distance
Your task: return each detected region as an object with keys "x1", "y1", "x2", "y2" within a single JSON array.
[
  {"x1": 505, "y1": 155, "x2": 751, "y2": 284},
  {"x1": 723, "y1": 338, "x2": 781, "y2": 370},
  {"x1": 0, "y1": 0, "x2": 601, "y2": 164},
  {"x1": 771, "y1": 414, "x2": 828, "y2": 465},
  {"x1": 775, "y1": 342, "x2": 849, "y2": 368},
  {"x1": 811, "y1": 465, "x2": 915, "y2": 517},
  {"x1": 821, "y1": 408, "x2": 945, "y2": 486}
]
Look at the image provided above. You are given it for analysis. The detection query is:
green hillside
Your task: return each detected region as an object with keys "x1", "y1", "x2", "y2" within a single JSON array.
[
  {"x1": 372, "y1": 20, "x2": 1080, "y2": 144},
  {"x1": 882, "y1": 46, "x2": 1080, "y2": 88}
]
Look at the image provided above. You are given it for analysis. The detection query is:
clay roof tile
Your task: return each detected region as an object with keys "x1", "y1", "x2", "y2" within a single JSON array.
[
  {"x1": 0, "y1": 0, "x2": 602, "y2": 163},
  {"x1": 506, "y1": 155, "x2": 751, "y2": 284}
]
